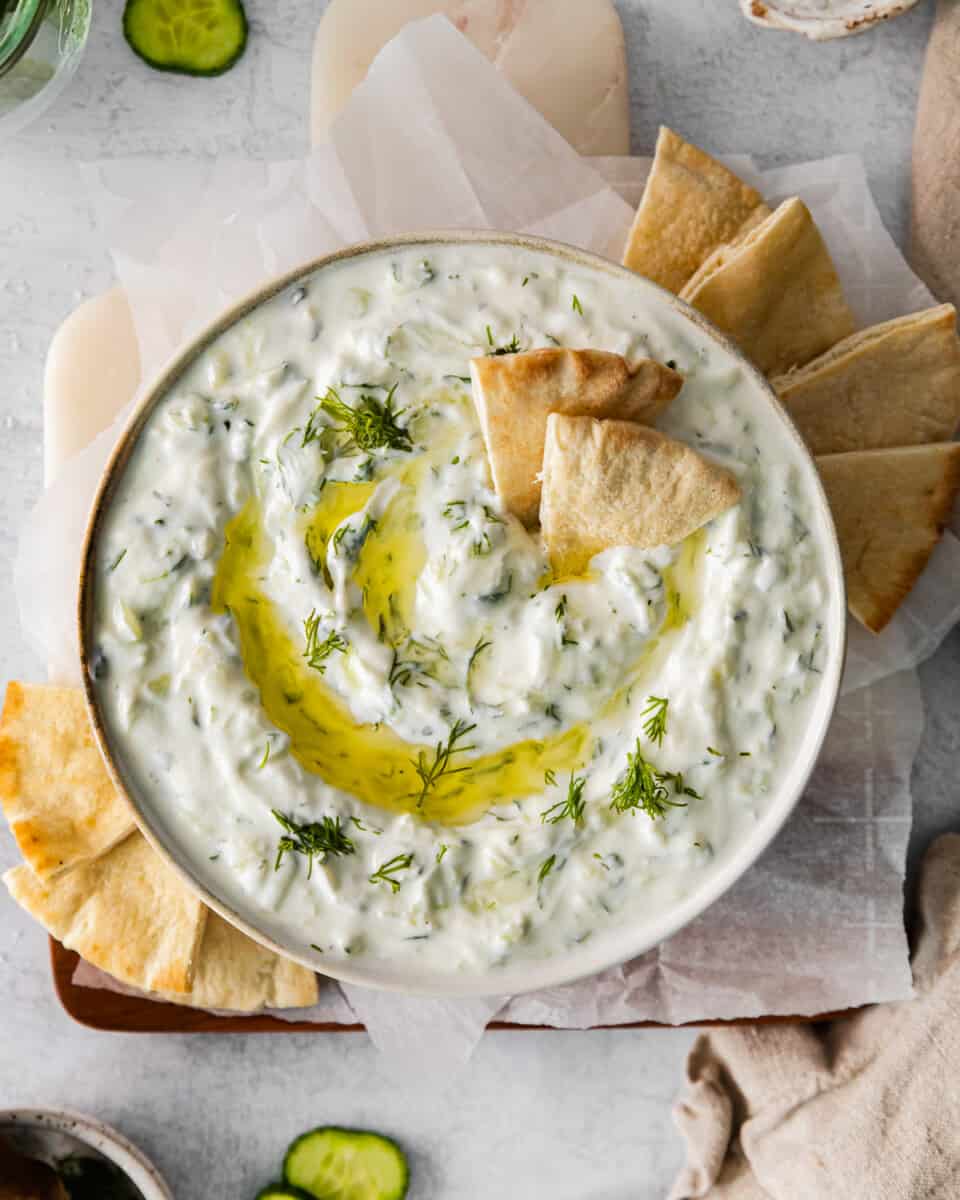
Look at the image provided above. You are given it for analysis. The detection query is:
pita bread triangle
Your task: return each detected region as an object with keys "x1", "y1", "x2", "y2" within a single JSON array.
[
  {"x1": 4, "y1": 831, "x2": 207, "y2": 994},
  {"x1": 680, "y1": 196, "x2": 856, "y2": 376},
  {"x1": 817, "y1": 442, "x2": 960, "y2": 632},
  {"x1": 0, "y1": 681, "x2": 135, "y2": 879},
  {"x1": 622, "y1": 126, "x2": 769, "y2": 293},
  {"x1": 470, "y1": 347, "x2": 682, "y2": 526},
  {"x1": 773, "y1": 304, "x2": 960, "y2": 454},
  {"x1": 156, "y1": 912, "x2": 319, "y2": 1012},
  {"x1": 540, "y1": 414, "x2": 741, "y2": 575}
]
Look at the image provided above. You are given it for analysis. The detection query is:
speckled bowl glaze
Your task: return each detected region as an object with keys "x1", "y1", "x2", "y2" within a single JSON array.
[
  {"x1": 0, "y1": 1108, "x2": 173, "y2": 1200},
  {"x1": 78, "y1": 231, "x2": 847, "y2": 998},
  {"x1": 741, "y1": 0, "x2": 922, "y2": 40}
]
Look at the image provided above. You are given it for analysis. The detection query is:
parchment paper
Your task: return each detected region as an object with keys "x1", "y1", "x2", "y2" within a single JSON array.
[{"x1": 16, "y1": 17, "x2": 960, "y2": 1050}]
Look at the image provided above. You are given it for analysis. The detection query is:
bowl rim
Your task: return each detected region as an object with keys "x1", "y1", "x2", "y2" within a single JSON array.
[
  {"x1": 0, "y1": 1106, "x2": 174, "y2": 1199},
  {"x1": 78, "y1": 229, "x2": 847, "y2": 999}
]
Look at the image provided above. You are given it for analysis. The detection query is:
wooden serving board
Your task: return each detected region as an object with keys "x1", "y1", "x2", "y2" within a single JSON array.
[{"x1": 50, "y1": 939, "x2": 848, "y2": 1033}]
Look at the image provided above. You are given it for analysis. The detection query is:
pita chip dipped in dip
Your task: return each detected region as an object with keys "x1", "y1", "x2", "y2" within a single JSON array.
[
  {"x1": 470, "y1": 348, "x2": 682, "y2": 526},
  {"x1": 540, "y1": 414, "x2": 741, "y2": 576}
]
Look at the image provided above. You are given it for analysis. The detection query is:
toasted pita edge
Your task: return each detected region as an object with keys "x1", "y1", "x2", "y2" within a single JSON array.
[
  {"x1": 771, "y1": 305, "x2": 960, "y2": 454},
  {"x1": 679, "y1": 196, "x2": 856, "y2": 376},
  {"x1": 0, "y1": 681, "x2": 135, "y2": 879},
  {"x1": 155, "y1": 913, "x2": 319, "y2": 1012},
  {"x1": 540, "y1": 414, "x2": 741, "y2": 575},
  {"x1": 622, "y1": 126, "x2": 767, "y2": 293},
  {"x1": 470, "y1": 348, "x2": 682, "y2": 526},
  {"x1": 4, "y1": 833, "x2": 207, "y2": 994},
  {"x1": 817, "y1": 443, "x2": 960, "y2": 633}
]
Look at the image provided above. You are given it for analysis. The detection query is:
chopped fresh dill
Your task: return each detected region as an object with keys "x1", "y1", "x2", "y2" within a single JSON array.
[
  {"x1": 485, "y1": 325, "x2": 521, "y2": 356},
  {"x1": 571, "y1": 294, "x2": 583, "y2": 315},
  {"x1": 443, "y1": 499, "x2": 469, "y2": 531},
  {"x1": 538, "y1": 854, "x2": 556, "y2": 884},
  {"x1": 472, "y1": 532, "x2": 493, "y2": 557},
  {"x1": 272, "y1": 810, "x2": 355, "y2": 878},
  {"x1": 306, "y1": 384, "x2": 411, "y2": 454},
  {"x1": 436, "y1": 844, "x2": 448, "y2": 864},
  {"x1": 479, "y1": 572, "x2": 513, "y2": 604},
  {"x1": 521, "y1": 276, "x2": 529, "y2": 287},
  {"x1": 641, "y1": 695, "x2": 669, "y2": 747},
  {"x1": 350, "y1": 816, "x2": 381, "y2": 835},
  {"x1": 369, "y1": 852, "x2": 415, "y2": 893},
  {"x1": 560, "y1": 632, "x2": 579, "y2": 647},
  {"x1": 783, "y1": 609, "x2": 795, "y2": 635},
  {"x1": 609, "y1": 740, "x2": 699, "y2": 820},
  {"x1": 257, "y1": 741, "x2": 271, "y2": 769},
  {"x1": 303, "y1": 610, "x2": 347, "y2": 673},
  {"x1": 310, "y1": 943, "x2": 324, "y2": 952},
  {"x1": 544, "y1": 768, "x2": 557, "y2": 787},
  {"x1": 554, "y1": 595, "x2": 567, "y2": 620},
  {"x1": 108, "y1": 548, "x2": 127, "y2": 572},
  {"x1": 540, "y1": 772, "x2": 586, "y2": 827},
  {"x1": 410, "y1": 719, "x2": 476, "y2": 807},
  {"x1": 545, "y1": 702, "x2": 561, "y2": 722},
  {"x1": 389, "y1": 650, "x2": 416, "y2": 689},
  {"x1": 467, "y1": 637, "x2": 492, "y2": 679},
  {"x1": 706, "y1": 746, "x2": 724, "y2": 757}
]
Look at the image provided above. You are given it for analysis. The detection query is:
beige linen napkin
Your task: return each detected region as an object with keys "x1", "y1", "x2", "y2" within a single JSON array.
[
  {"x1": 911, "y1": 0, "x2": 960, "y2": 307},
  {"x1": 669, "y1": 833, "x2": 960, "y2": 1200}
]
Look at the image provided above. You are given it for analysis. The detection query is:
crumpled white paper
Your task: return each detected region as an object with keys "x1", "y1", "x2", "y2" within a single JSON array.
[{"x1": 17, "y1": 17, "x2": 960, "y2": 1051}]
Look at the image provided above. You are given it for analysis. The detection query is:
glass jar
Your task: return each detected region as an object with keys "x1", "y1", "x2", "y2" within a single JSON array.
[{"x1": 0, "y1": 0, "x2": 91, "y2": 138}]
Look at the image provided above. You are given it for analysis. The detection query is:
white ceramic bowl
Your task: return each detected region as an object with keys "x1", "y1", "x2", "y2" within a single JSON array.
[
  {"x1": 740, "y1": 0, "x2": 923, "y2": 40},
  {"x1": 79, "y1": 232, "x2": 846, "y2": 998},
  {"x1": 0, "y1": 1108, "x2": 173, "y2": 1200}
]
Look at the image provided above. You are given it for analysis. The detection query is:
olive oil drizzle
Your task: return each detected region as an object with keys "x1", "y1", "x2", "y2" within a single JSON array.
[{"x1": 213, "y1": 499, "x2": 589, "y2": 825}]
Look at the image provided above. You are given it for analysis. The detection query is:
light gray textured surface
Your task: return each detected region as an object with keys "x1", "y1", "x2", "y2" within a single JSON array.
[{"x1": 0, "y1": 3, "x2": 952, "y2": 1198}]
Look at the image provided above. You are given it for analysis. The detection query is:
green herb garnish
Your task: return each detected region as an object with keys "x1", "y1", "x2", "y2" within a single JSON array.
[
  {"x1": 540, "y1": 772, "x2": 586, "y2": 827},
  {"x1": 107, "y1": 548, "x2": 127, "y2": 572},
  {"x1": 306, "y1": 384, "x2": 411, "y2": 454},
  {"x1": 436, "y1": 844, "x2": 448, "y2": 864},
  {"x1": 410, "y1": 719, "x2": 476, "y2": 807},
  {"x1": 609, "y1": 740, "x2": 697, "y2": 820},
  {"x1": 369, "y1": 852, "x2": 415, "y2": 893},
  {"x1": 571, "y1": 294, "x2": 583, "y2": 315},
  {"x1": 485, "y1": 325, "x2": 521, "y2": 356},
  {"x1": 641, "y1": 695, "x2": 669, "y2": 747},
  {"x1": 467, "y1": 637, "x2": 491, "y2": 680},
  {"x1": 544, "y1": 768, "x2": 557, "y2": 787},
  {"x1": 538, "y1": 854, "x2": 556, "y2": 883},
  {"x1": 303, "y1": 610, "x2": 347, "y2": 673},
  {"x1": 257, "y1": 741, "x2": 271, "y2": 769},
  {"x1": 272, "y1": 810, "x2": 355, "y2": 877}
]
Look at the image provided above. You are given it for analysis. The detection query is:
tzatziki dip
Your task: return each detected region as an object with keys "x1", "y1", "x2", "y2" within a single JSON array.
[{"x1": 89, "y1": 241, "x2": 834, "y2": 979}]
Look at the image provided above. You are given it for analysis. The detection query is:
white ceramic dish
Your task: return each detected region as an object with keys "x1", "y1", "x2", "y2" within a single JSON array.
[
  {"x1": 740, "y1": 0, "x2": 922, "y2": 40},
  {"x1": 0, "y1": 1107, "x2": 173, "y2": 1200},
  {"x1": 78, "y1": 231, "x2": 847, "y2": 998}
]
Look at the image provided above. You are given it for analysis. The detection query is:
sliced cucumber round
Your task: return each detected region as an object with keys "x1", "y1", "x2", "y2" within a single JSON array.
[
  {"x1": 123, "y1": 0, "x2": 248, "y2": 77},
  {"x1": 256, "y1": 1187, "x2": 312, "y2": 1200},
  {"x1": 283, "y1": 1127, "x2": 409, "y2": 1200}
]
